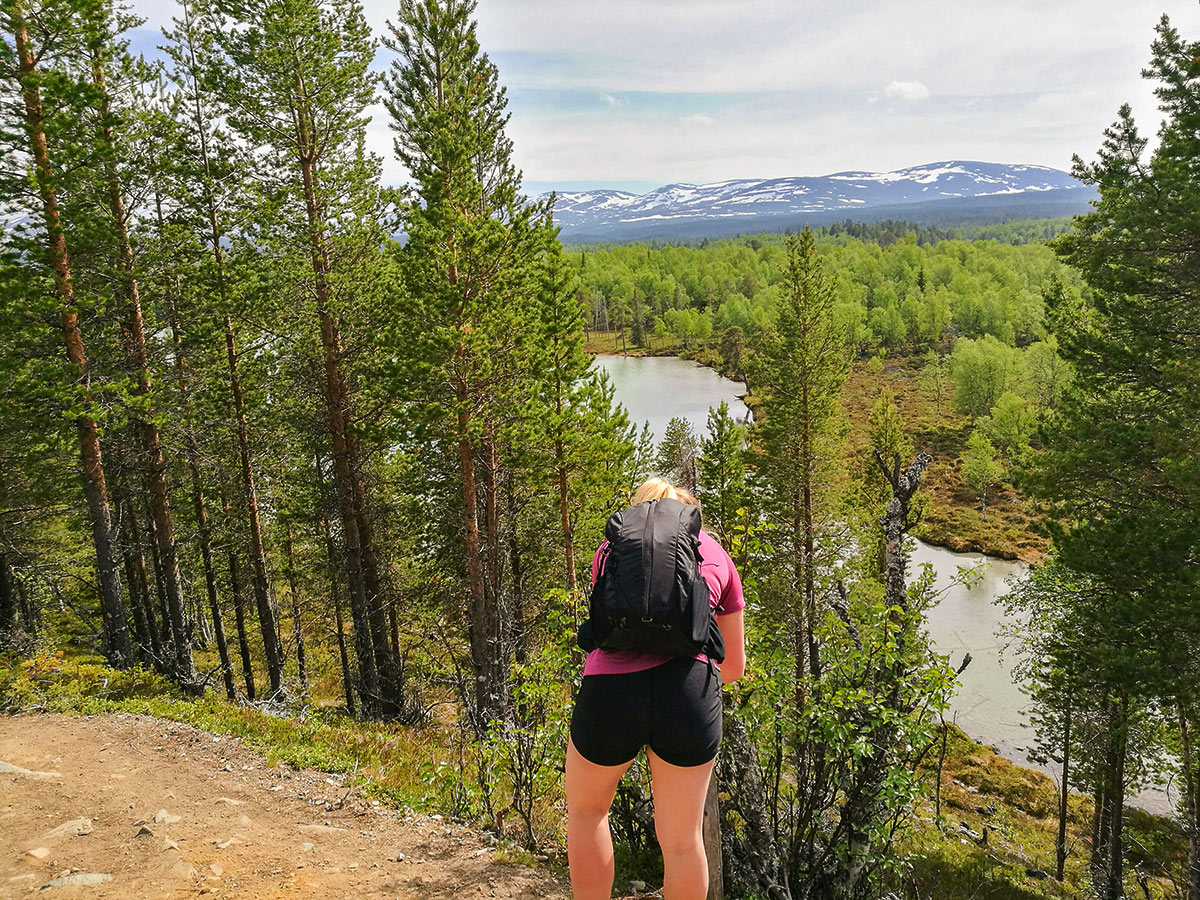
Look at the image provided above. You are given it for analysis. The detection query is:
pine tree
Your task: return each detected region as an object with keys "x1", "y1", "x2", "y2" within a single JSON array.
[
  {"x1": 751, "y1": 228, "x2": 849, "y2": 702},
  {"x1": 1029, "y1": 15, "x2": 1200, "y2": 897},
  {"x1": 384, "y1": 0, "x2": 548, "y2": 727},
  {"x1": 698, "y1": 401, "x2": 746, "y2": 541},
  {"x1": 81, "y1": 2, "x2": 198, "y2": 686},
  {"x1": 656, "y1": 416, "x2": 700, "y2": 494},
  {"x1": 0, "y1": 0, "x2": 132, "y2": 667},
  {"x1": 211, "y1": 0, "x2": 397, "y2": 712}
]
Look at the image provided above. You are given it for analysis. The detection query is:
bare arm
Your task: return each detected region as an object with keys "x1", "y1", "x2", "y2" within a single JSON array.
[{"x1": 716, "y1": 608, "x2": 745, "y2": 684}]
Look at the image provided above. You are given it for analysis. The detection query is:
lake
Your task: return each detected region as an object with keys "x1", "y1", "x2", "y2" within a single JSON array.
[{"x1": 594, "y1": 352, "x2": 1172, "y2": 815}]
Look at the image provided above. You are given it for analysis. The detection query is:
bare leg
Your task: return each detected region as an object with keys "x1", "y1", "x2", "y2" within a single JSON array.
[
  {"x1": 647, "y1": 747, "x2": 714, "y2": 900},
  {"x1": 566, "y1": 736, "x2": 634, "y2": 900}
]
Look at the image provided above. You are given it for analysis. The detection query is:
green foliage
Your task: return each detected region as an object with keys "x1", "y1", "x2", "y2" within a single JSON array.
[
  {"x1": 697, "y1": 401, "x2": 747, "y2": 540},
  {"x1": 655, "y1": 416, "x2": 700, "y2": 493},
  {"x1": 983, "y1": 392, "x2": 1035, "y2": 458},
  {"x1": 961, "y1": 430, "x2": 1004, "y2": 519},
  {"x1": 574, "y1": 228, "x2": 1077, "y2": 361},
  {"x1": 950, "y1": 336, "x2": 1024, "y2": 420}
]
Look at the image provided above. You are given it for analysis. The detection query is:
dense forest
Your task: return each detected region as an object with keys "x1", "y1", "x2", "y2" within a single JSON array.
[{"x1": 0, "y1": 1, "x2": 1197, "y2": 899}]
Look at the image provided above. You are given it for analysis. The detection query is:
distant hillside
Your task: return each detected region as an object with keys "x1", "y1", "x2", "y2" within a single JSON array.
[{"x1": 541, "y1": 161, "x2": 1096, "y2": 243}]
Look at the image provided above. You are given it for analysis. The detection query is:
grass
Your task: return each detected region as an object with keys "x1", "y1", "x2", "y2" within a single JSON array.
[
  {"x1": 0, "y1": 647, "x2": 1186, "y2": 900},
  {"x1": 0, "y1": 648, "x2": 451, "y2": 813},
  {"x1": 901, "y1": 724, "x2": 1186, "y2": 900}
]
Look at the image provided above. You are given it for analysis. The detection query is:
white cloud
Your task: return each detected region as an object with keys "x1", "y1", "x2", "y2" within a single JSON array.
[
  {"x1": 884, "y1": 80, "x2": 931, "y2": 102},
  {"x1": 127, "y1": 0, "x2": 1200, "y2": 186},
  {"x1": 680, "y1": 114, "x2": 717, "y2": 127}
]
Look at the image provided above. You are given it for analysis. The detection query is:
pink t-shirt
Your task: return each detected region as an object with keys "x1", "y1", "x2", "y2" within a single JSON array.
[{"x1": 582, "y1": 528, "x2": 745, "y2": 677}]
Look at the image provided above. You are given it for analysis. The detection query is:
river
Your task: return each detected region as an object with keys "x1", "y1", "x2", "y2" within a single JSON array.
[{"x1": 593, "y1": 353, "x2": 1173, "y2": 815}]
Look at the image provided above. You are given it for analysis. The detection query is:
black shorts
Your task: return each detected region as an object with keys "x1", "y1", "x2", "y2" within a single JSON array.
[{"x1": 569, "y1": 656, "x2": 722, "y2": 768}]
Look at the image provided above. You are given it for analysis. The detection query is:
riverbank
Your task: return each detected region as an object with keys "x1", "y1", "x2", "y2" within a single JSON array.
[{"x1": 586, "y1": 331, "x2": 1047, "y2": 563}]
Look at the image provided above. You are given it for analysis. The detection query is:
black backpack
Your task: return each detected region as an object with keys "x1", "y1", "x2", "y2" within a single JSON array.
[{"x1": 578, "y1": 498, "x2": 725, "y2": 662}]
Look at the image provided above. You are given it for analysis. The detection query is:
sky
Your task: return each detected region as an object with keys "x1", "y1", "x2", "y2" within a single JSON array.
[{"x1": 128, "y1": 0, "x2": 1200, "y2": 194}]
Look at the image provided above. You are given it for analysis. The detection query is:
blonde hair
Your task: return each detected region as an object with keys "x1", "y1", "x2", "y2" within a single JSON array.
[{"x1": 631, "y1": 477, "x2": 698, "y2": 507}]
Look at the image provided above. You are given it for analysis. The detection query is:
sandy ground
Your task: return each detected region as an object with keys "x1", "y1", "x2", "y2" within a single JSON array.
[{"x1": 0, "y1": 713, "x2": 571, "y2": 899}]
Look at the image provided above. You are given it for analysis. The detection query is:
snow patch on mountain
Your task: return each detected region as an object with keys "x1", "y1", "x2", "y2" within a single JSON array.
[{"x1": 541, "y1": 161, "x2": 1085, "y2": 236}]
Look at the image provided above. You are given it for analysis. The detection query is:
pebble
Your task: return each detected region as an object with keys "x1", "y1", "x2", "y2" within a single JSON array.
[
  {"x1": 137, "y1": 825, "x2": 155, "y2": 837},
  {"x1": 0, "y1": 761, "x2": 61, "y2": 779},
  {"x1": 171, "y1": 861, "x2": 198, "y2": 880},
  {"x1": 44, "y1": 817, "x2": 92, "y2": 839},
  {"x1": 40, "y1": 873, "x2": 112, "y2": 888},
  {"x1": 154, "y1": 809, "x2": 182, "y2": 825}
]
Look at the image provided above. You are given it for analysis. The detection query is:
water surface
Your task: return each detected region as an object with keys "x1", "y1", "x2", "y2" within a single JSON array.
[{"x1": 592, "y1": 354, "x2": 751, "y2": 443}]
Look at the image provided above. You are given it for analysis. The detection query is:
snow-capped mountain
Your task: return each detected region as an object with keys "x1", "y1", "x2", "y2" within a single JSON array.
[{"x1": 541, "y1": 161, "x2": 1092, "y2": 242}]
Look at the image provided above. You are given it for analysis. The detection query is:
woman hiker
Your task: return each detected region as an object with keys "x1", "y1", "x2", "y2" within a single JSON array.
[{"x1": 566, "y1": 477, "x2": 746, "y2": 900}]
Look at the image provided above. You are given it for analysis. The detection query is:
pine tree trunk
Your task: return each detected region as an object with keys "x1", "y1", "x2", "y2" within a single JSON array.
[
  {"x1": 141, "y1": 494, "x2": 175, "y2": 656},
  {"x1": 315, "y1": 453, "x2": 373, "y2": 714},
  {"x1": 165, "y1": 295, "x2": 234, "y2": 698},
  {"x1": 15, "y1": 576, "x2": 36, "y2": 636},
  {"x1": 481, "y1": 435, "x2": 509, "y2": 717},
  {"x1": 1179, "y1": 706, "x2": 1200, "y2": 900},
  {"x1": 284, "y1": 525, "x2": 308, "y2": 695},
  {"x1": 353, "y1": 473, "x2": 398, "y2": 714},
  {"x1": 317, "y1": 471, "x2": 356, "y2": 717},
  {"x1": 229, "y1": 552, "x2": 256, "y2": 701},
  {"x1": 0, "y1": 549, "x2": 19, "y2": 646},
  {"x1": 1107, "y1": 693, "x2": 1128, "y2": 900},
  {"x1": 454, "y1": 376, "x2": 502, "y2": 728},
  {"x1": 121, "y1": 494, "x2": 164, "y2": 668},
  {"x1": 175, "y1": 19, "x2": 265, "y2": 701},
  {"x1": 1057, "y1": 701, "x2": 1072, "y2": 881},
  {"x1": 118, "y1": 529, "x2": 152, "y2": 664},
  {"x1": 291, "y1": 68, "x2": 384, "y2": 715},
  {"x1": 221, "y1": 316, "x2": 284, "y2": 695},
  {"x1": 12, "y1": 11, "x2": 131, "y2": 668},
  {"x1": 792, "y1": 485, "x2": 807, "y2": 715}
]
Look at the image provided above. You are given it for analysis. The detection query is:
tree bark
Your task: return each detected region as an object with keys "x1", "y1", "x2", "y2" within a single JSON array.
[
  {"x1": 316, "y1": 463, "x2": 356, "y2": 717},
  {"x1": 15, "y1": 575, "x2": 36, "y2": 636},
  {"x1": 315, "y1": 453, "x2": 373, "y2": 714},
  {"x1": 12, "y1": 8, "x2": 131, "y2": 668},
  {"x1": 1180, "y1": 706, "x2": 1200, "y2": 900},
  {"x1": 222, "y1": 316, "x2": 283, "y2": 695},
  {"x1": 175, "y1": 5, "x2": 273, "y2": 699},
  {"x1": 0, "y1": 549, "x2": 19, "y2": 645},
  {"x1": 703, "y1": 770, "x2": 724, "y2": 900},
  {"x1": 229, "y1": 552, "x2": 256, "y2": 702},
  {"x1": 284, "y1": 524, "x2": 308, "y2": 695},
  {"x1": 1057, "y1": 701, "x2": 1072, "y2": 881},
  {"x1": 165, "y1": 295, "x2": 235, "y2": 698},
  {"x1": 121, "y1": 498, "x2": 163, "y2": 667}
]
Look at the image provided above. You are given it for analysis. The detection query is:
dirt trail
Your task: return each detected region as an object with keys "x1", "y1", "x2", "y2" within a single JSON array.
[{"x1": 0, "y1": 713, "x2": 570, "y2": 899}]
